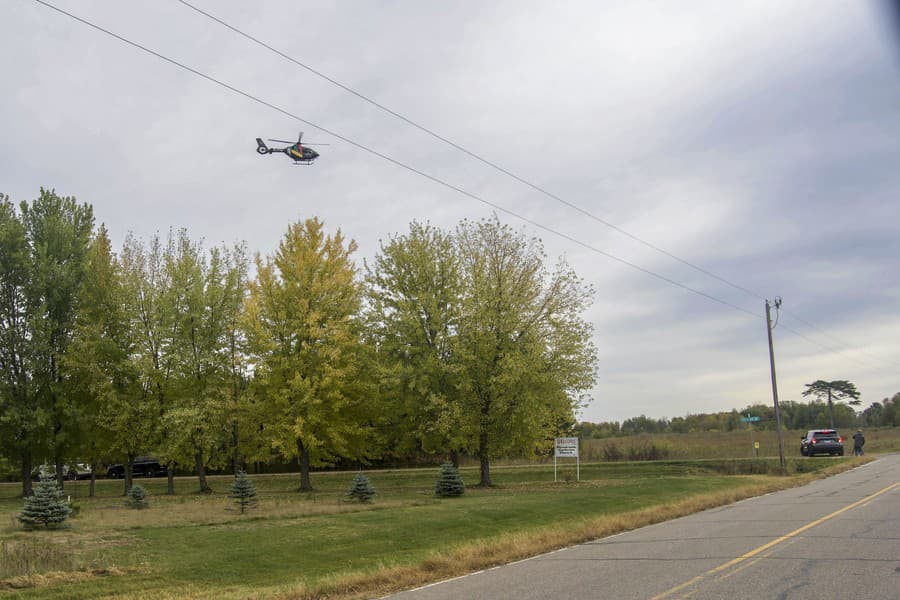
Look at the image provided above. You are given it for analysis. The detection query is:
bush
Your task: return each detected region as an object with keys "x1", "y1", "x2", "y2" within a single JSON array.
[
  {"x1": 346, "y1": 472, "x2": 376, "y2": 503},
  {"x1": 17, "y1": 475, "x2": 72, "y2": 530},
  {"x1": 602, "y1": 442, "x2": 624, "y2": 461},
  {"x1": 229, "y1": 470, "x2": 258, "y2": 513},
  {"x1": 435, "y1": 463, "x2": 465, "y2": 497},
  {"x1": 125, "y1": 484, "x2": 149, "y2": 509}
]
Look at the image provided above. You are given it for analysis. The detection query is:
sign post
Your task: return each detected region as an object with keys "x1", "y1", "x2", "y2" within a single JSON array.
[
  {"x1": 740, "y1": 415, "x2": 760, "y2": 457},
  {"x1": 554, "y1": 437, "x2": 580, "y2": 482}
]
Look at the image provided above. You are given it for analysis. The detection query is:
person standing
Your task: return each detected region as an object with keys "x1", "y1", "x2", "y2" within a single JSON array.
[{"x1": 852, "y1": 430, "x2": 865, "y2": 456}]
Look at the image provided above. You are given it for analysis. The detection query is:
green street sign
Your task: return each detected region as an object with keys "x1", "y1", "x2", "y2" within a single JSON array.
[{"x1": 740, "y1": 416, "x2": 760, "y2": 422}]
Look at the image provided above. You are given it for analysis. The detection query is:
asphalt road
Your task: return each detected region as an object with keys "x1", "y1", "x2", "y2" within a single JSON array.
[{"x1": 386, "y1": 454, "x2": 900, "y2": 600}]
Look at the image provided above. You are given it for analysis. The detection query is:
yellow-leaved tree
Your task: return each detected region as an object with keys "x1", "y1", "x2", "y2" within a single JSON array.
[{"x1": 243, "y1": 218, "x2": 372, "y2": 491}]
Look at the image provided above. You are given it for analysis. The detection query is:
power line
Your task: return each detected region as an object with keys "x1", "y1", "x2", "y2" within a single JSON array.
[
  {"x1": 174, "y1": 0, "x2": 898, "y2": 372},
  {"x1": 31, "y1": 1, "x2": 896, "y2": 374},
  {"x1": 176, "y1": 0, "x2": 765, "y2": 302},
  {"x1": 32, "y1": 0, "x2": 760, "y2": 321}
]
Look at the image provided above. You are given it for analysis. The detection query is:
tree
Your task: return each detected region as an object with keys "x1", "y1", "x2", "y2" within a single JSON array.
[
  {"x1": 346, "y1": 472, "x2": 376, "y2": 503},
  {"x1": 365, "y1": 221, "x2": 464, "y2": 463},
  {"x1": 434, "y1": 462, "x2": 465, "y2": 497},
  {"x1": 17, "y1": 474, "x2": 72, "y2": 529},
  {"x1": 114, "y1": 233, "x2": 174, "y2": 495},
  {"x1": 125, "y1": 484, "x2": 149, "y2": 509},
  {"x1": 454, "y1": 216, "x2": 597, "y2": 486},
  {"x1": 229, "y1": 470, "x2": 258, "y2": 513},
  {"x1": 63, "y1": 225, "x2": 133, "y2": 498},
  {"x1": 162, "y1": 232, "x2": 246, "y2": 493},
  {"x1": 802, "y1": 380, "x2": 861, "y2": 429},
  {"x1": 20, "y1": 190, "x2": 94, "y2": 488},
  {"x1": 0, "y1": 195, "x2": 39, "y2": 497},
  {"x1": 244, "y1": 218, "x2": 372, "y2": 491}
]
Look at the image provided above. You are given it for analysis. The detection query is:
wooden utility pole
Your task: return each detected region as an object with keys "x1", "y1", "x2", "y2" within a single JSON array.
[{"x1": 766, "y1": 298, "x2": 787, "y2": 473}]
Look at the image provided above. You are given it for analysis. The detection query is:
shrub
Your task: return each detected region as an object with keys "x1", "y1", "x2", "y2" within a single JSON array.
[
  {"x1": 229, "y1": 470, "x2": 258, "y2": 513},
  {"x1": 125, "y1": 484, "x2": 149, "y2": 509},
  {"x1": 17, "y1": 475, "x2": 72, "y2": 530},
  {"x1": 346, "y1": 472, "x2": 376, "y2": 503},
  {"x1": 435, "y1": 463, "x2": 465, "y2": 497},
  {"x1": 602, "y1": 442, "x2": 624, "y2": 461}
]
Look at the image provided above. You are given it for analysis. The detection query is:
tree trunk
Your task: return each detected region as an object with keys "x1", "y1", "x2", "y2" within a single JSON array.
[
  {"x1": 124, "y1": 453, "x2": 134, "y2": 494},
  {"x1": 21, "y1": 452, "x2": 33, "y2": 497},
  {"x1": 827, "y1": 388, "x2": 835, "y2": 429},
  {"x1": 166, "y1": 464, "x2": 175, "y2": 495},
  {"x1": 297, "y1": 438, "x2": 312, "y2": 491},
  {"x1": 55, "y1": 458, "x2": 65, "y2": 489},
  {"x1": 449, "y1": 449, "x2": 460, "y2": 469},
  {"x1": 477, "y1": 431, "x2": 492, "y2": 487},
  {"x1": 195, "y1": 448, "x2": 211, "y2": 493},
  {"x1": 231, "y1": 420, "x2": 240, "y2": 475},
  {"x1": 89, "y1": 464, "x2": 96, "y2": 498}
]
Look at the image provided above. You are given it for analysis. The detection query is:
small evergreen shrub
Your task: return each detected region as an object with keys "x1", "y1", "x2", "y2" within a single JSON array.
[
  {"x1": 229, "y1": 470, "x2": 258, "y2": 513},
  {"x1": 346, "y1": 472, "x2": 376, "y2": 503},
  {"x1": 125, "y1": 484, "x2": 149, "y2": 509},
  {"x1": 435, "y1": 462, "x2": 465, "y2": 497},
  {"x1": 17, "y1": 475, "x2": 72, "y2": 530}
]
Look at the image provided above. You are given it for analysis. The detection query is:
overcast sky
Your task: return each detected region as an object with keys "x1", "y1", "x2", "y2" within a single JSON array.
[{"x1": 2, "y1": 0, "x2": 898, "y2": 423}]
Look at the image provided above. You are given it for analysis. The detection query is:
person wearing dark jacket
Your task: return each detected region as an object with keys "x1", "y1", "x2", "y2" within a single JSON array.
[{"x1": 852, "y1": 430, "x2": 865, "y2": 456}]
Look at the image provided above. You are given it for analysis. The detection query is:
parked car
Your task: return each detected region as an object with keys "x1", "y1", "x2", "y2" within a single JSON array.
[
  {"x1": 800, "y1": 429, "x2": 844, "y2": 456},
  {"x1": 106, "y1": 457, "x2": 166, "y2": 478},
  {"x1": 66, "y1": 463, "x2": 93, "y2": 480},
  {"x1": 30, "y1": 462, "x2": 92, "y2": 480}
]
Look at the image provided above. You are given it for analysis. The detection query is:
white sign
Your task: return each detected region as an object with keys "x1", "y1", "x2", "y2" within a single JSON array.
[{"x1": 555, "y1": 437, "x2": 579, "y2": 458}]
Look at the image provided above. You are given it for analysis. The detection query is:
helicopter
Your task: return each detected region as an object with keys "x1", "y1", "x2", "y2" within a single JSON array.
[{"x1": 255, "y1": 131, "x2": 327, "y2": 164}]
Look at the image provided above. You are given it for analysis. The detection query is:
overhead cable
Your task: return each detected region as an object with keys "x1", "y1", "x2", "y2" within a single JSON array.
[{"x1": 175, "y1": 0, "x2": 897, "y2": 371}]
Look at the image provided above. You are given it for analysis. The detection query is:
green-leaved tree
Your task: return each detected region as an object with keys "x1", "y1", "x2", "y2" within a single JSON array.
[
  {"x1": 244, "y1": 218, "x2": 373, "y2": 491},
  {"x1": 455, "y1": 216, "x2": 597, "y2": 486},
  {"x1": 802, "y1": 380, "x2": 861, "y2": 429}
]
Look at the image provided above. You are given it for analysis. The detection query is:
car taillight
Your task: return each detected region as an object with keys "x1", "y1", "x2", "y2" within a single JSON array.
[
  {"x1": 838, "y1": 436, "x2": 843, "y2": 443},
  {"x1": 811, "y1": 438, "x2": 817, "y2": 444}
]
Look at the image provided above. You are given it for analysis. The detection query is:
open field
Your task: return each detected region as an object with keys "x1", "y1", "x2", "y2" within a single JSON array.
[
  {"x1": 579, "y1": 426, "x2": 900, "y2": 461},
  {"x1": 0, "y1": 451, "x2": 875, "y2": 600}
]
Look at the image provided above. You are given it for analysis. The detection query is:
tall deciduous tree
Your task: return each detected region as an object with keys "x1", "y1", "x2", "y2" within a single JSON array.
[
  {"x1": 63, "y1": 225, "x2": 133, "y2": 497},
  {"x1": 163, "y1": 231, "x2": 247, "y2": 493},
  {"x1": 802, "y1": 379, "x2": 861, "y2": 429},
  {"x1": 0, "y1": 195, "x2": 40, "y2": 497},
  {"x1": 20, "y1": 190, "x2": 94, "y2": 488},
  {"x1": 116, "y1": 233, "x2": 175, "y2": 494},
  {"x1": 454, "y1": 216, "x2": 596, "y2": 486},
  {"x1": 244, "y1": 218, "x2": 371, "y2": 491},
  {"x1": 365, "y1": 222, "x2": 464, "y2": 462}
]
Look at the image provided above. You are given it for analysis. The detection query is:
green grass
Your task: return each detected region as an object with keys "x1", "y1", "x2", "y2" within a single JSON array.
[{"x1": 0, "y1": 456, "x2": 859, "y2": 599}]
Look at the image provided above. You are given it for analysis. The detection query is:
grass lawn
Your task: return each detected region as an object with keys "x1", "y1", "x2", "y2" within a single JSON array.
[{"x1": 0, "y1": 455, "x2": 868, "y2": 600}]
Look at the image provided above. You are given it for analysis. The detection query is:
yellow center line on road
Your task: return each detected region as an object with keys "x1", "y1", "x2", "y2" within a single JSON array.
[{"x1": 650, "y1": 480, "x2": 900, "y2": 600}]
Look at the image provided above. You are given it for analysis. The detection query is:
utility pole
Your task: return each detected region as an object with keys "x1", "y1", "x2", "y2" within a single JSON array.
[{"x1": 766, "y1": 298, "x2": 787, "y2": 473}]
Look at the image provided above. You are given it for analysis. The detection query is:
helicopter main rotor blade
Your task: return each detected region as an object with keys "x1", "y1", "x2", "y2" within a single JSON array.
[
  {"x1": 301, "y1": 143, "x2": 330, "y2": 146},
  {"x1": 268, "y1": 139, "x2": 295, "y2": 144}
]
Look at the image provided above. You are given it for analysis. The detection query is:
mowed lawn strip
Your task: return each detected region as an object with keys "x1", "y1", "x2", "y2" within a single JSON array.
[{"x1": 1, "y1": 459, "x2": 849, "y2": 599}]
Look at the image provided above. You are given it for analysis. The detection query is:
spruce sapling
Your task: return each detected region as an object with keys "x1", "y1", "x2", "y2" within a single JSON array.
[
  {"x1": 346, "y1": 472, "x2": 376, "y2": 503},
  {"x1": 125, "y1": 484, "x2": 149, "y2": 509},
  {"x1": 17, "y1": 475, "x2": 72, "y2": 529},
  {"x1": 229, "y1": 470, "x2": 258, "y2": 513},
  {"x1": 435, "y1": 462, "x2": 465, "y2": 497}
]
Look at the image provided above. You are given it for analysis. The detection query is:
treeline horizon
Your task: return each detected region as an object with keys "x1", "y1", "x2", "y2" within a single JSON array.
[
  {"x1": 0, "y1": 189, "x2": 597, "y2": 497},
  {"x1": 578, "y1": 393, "x2": 900, "y2": 438}
]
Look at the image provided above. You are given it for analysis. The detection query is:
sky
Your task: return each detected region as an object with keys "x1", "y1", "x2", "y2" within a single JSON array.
[{"x1": 2, "y1": 0, "x2": 898, "y2": 423}]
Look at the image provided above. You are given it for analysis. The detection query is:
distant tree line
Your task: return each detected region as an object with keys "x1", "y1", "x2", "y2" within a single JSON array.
[
  {"x1": 0, "y1": 190, "x2": 597, "y2": 496},
  {"x1": 578, "y1": 392, "x2": 900, "y2": 438}
]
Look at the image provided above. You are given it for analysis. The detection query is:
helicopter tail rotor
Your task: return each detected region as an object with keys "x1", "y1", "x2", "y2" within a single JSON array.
[{"x1": 256, "y1": 138, "x2": 270, "y2": 154}]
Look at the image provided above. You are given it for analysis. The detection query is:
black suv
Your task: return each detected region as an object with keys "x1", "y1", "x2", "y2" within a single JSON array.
[
  {"x1": 800, "y1": 429, "x2": 844, "y2": 456},
  {"x1": 106, "y1": 457, "x2": 166, "y2": 478}
]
